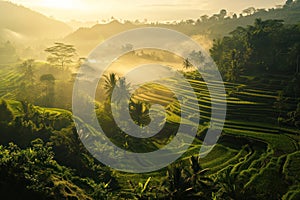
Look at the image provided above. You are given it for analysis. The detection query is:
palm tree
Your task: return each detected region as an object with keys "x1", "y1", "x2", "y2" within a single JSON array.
[
  {"x1": 103, "y1": 73, "x2": 119, "y2": 99},
  {"x1": 162, "y1": 163, "x2": 193, "y2": 199},
  {"x1": 129, "y1": 99, "x2": 150, "y2": 127},
  {"x1": 183, "y1": 58, "x2": 193, "y2": 70},
  {"x1": 113, "y1": 77, "x2": 131, "y2": 104},
  {"x1": 161, "y1": 158, "x2": 214, "y2": 199}
]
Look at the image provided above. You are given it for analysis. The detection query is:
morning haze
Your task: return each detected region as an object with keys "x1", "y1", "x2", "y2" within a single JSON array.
[{"x1": 8, "y1": 0, "x2": 286, "y2": 21}]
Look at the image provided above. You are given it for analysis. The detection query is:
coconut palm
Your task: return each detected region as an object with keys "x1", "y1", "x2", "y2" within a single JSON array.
[
  {"x1": 103, "y1": 73, "x2": 119, "y2": 99},
  {"x1": 162, "y1": 162, "x2": 193, "y2": 199},
  {"x1": 161, "y1": 158, "x2": 214, "y2": 199},
  {"x1": 129, "y1": 99, "x2": 150, "y2": 127},
  {"x1": 113, "y1": 77, "x2": 131, "y2": 104},
  {"x1": 183, "y1": 58, "x2": 193, "y2": 70}
]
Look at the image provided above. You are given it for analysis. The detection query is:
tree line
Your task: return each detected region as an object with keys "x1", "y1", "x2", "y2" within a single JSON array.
[{"x1": 210, "y1": 18, "x2": 300, "y2": 81}]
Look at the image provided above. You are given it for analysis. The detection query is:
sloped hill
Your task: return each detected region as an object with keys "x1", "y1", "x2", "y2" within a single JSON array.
[
  {"x1": 64, "y1": 20, "x2": 139, "y2": 55},
  {"x1": 0, "y1": 1, "x2": 72, "y2": 41},
  {"x1": 66, "y1": 20, "x2": 137, "y2": 41},
  {"x1": 210, "y1": 1, "x2": 300, "y2": 37},
  {"x1": 65, "y1": 1, "x2": 300, "y2": 55}
]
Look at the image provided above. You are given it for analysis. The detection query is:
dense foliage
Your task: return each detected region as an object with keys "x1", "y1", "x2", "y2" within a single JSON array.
[{"x1": 210, "y1": 19, "x2": 300, "y2": 81}]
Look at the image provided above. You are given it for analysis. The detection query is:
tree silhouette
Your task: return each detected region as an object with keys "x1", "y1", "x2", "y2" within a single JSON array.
[
  {"x1": 210, "y1": 39, "x2": 224, "y2": 73},
  {"x1": 0, "y1": 99, "x2": 13, "y2": 124},
  {"x1": 40, "y1": 74, "x2": 55, "y2": 107},
  {"x1": 45, "y1": 43, "x2": 76, "y2": 70},
  {"x1": 183, "y1": 58, "x2": 193, "y2": 70},
  {"x1": 114, "y1": 77, "x2": 131, "y2": 104},
  {"x1": 104, "y1": 73, "x2": 119, "y2": 100},
  {"x1": 225, "y1": 49, "x2": 244, "y2": 82},
  {"x1": 129, "y1": 99, "x2": 150, "y2": 127},
  {"x1": 219, "y1": 9, "x2": 227, "y2": 19},
  {"x1": 20, "y1": 59, "x2": 35, "y2": 84},
  {"x1": 161, "y1": 158, "x2": 214, "y2": 199},
  {"x1": 17, "y1": 59, "x2": 36, "y2": 102}
]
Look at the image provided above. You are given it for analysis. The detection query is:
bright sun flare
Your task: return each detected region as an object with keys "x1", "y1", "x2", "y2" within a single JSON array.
[{"x1": 40, "y1": 0, "x2": 77, "y2": 9}]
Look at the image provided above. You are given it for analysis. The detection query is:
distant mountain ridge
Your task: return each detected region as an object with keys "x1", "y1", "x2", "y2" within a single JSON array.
[
  {"x1": 209, "y1": 1, "x2": 300, "y2": 37},
  {"x1": 0, "y1": 1, "x2": 72, "y2": 42},
  {"x1": 65, "y1": 1, "x2": 300, "y2": 55}
]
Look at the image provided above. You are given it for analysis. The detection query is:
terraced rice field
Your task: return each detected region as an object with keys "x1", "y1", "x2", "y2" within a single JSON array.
[
  {"x1": 1, "y1": 65, "x2": 300, "y2": 195},
  {"x1": 0, "y1": 65, "x2": 22, "y2": 99},
  {"x1": 116, "y1": 71, "x2": 300, "y2": 182}
]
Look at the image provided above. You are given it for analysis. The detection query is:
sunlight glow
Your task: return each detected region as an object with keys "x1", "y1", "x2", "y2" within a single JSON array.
[
  {"x1": 8, "y1": 0, "x2": 287, "y2": 21},
  {"x1": 40, "y1": 0, "x2": 79, "y2": 9}
]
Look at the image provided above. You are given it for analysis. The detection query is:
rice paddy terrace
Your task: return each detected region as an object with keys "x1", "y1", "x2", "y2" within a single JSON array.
[
  {"x1": 0, "y1": 65, "x2": 22, "y2": 99},
  {"x1": 116, "y1": 71, "x2": 300, "y2": 198},
  {"x1": 1, "y1": 65, "x2": 300, "y2": 198}
]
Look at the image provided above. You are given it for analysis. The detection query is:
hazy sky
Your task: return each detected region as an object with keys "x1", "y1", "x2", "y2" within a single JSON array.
[{"x1": 8, "y1": 0, "x2": 286, "y2": 22}]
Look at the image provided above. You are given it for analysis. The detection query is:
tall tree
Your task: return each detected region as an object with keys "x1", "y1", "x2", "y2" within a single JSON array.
[
  {"x1": 225, "y1": 49, "x2": 244, "y2": 82},
  {"x1": 20, "y1": 59, "x2": 35, "y2": 85},
  {"x1": 219, "y1": 9, "x2": 227, "y2": 19},
  {"x1": 183, "y1": 58, "x2": 193, "y2": 70},
  {"x1": 210, "y1": 39, "x2": 224, "y2": 73},
  {"x1": 129, "y1": 99, "x2": 150, "y2": 127},
  {"x1": 113, "y1": 77, "x2": 131, "y2": 105},
  {"x1": 40, "y1": 74, "x2": 55, "y2": 107},
  {"x1": 45, "y1": 43, "x2": 76, "y2": 70},
  {"x1": 103, "y1": 73, "x2": 119, "y2": 100},
  {"x1": 17, "y1": 59, "x2": 38, "y2": 103}
]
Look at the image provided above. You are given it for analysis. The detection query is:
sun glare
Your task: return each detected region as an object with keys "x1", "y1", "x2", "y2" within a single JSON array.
[{"x1": 40, "y1": 0, "x2": 78, "y2": 9}]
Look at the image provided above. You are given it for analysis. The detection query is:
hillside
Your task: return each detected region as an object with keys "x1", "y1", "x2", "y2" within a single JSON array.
[
  {"x1": 65, "y1": 1, "x2": 300, "y2": 55},
  {"x1": 0, "y1": 1, "x2": 72, "y2": 42},
  {"x1": 64, "y1": 20, "x2": 139, "y2": 55},
  {"x1": 209, "y1": 1, "x2": 300, "y2": 37}
]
